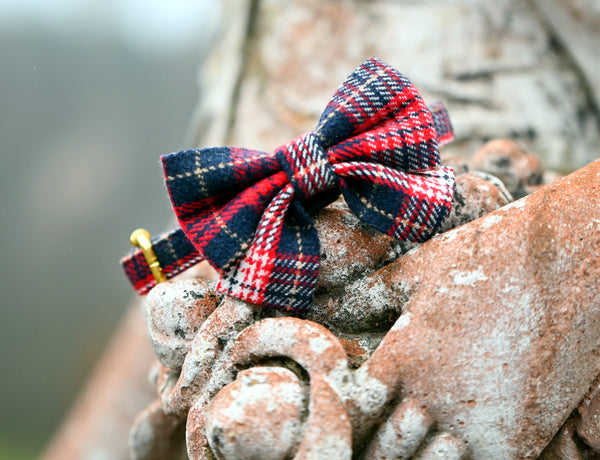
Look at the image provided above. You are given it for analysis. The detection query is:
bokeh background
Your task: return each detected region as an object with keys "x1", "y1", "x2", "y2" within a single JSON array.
[{"x1": 0, "y1": 1, "x2": 219, "y2": 458}]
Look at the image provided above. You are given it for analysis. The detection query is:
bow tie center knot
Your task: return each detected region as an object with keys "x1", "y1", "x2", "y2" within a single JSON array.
[{"x1": 276, "y1": 131, "x2": 338, "y2": 202}]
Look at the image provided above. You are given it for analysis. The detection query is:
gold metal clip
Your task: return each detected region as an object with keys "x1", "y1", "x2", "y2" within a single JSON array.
[{"x1": 130, "y1": 228, "x2": 167, "y2": 284}]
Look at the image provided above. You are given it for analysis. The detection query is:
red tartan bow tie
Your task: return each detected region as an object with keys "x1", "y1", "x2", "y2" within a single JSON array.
[{"x1": 122, "y1": 57, "x2": 455, "y2": 312}]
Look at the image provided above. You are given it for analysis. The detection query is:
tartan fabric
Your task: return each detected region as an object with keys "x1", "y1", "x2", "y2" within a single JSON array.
[
  {"x1": 277, "y1": 131, "x2": 339, "y2": 202},
  {"x1": 121, "y1": 227, "x2": 202, "y2": 295},
  {"x1": 122, "y1": 57, "x2": 455, "y2": 311},
  {"x1": 429, "y1": 101, "x2": 454, "y2": 147}
]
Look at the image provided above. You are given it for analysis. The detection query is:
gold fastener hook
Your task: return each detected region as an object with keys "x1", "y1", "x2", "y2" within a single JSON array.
[{"x1": 130, "y1": 228, "x2": 167, "y2": 284}]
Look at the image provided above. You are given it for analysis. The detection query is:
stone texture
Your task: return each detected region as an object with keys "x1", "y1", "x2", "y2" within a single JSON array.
[
  {"x1": 575, "y1": 375, "x2": 600, "y2": 450},
  {"x1": 538, "y1": 418, "x2": 585, "y2": 460},
  {"x1": 44, "y1": 0, "x2": 600, "y2": 458},
  {"x1": 306, "y1": 169, "x2": 512, "y2": 337},
  {"x1": 129, "y1": 399, "x2": 186, "y2": 460},
  {"x1": 131, "y1": 160, "x2": 600, "y2": 459},
  {"x1": 206, "y1": 367, "x2": 305, "y2": 460},
  {"x1": 441, "y1": 154, "x2": 469, "y2": 176},
  {"x1": 181, "y1": 316, "x2": 355, "y2": 459},
  {"x1": 361, "y1": 397, "x2": 433, "y2": 458},
  {"x1": 145, "y1": 279, "x2": 222, "y2": 370},
  {"x1": 225, "y1": 0, "x2": 600, "y2": 173},
  {"x1": 440, "y1": 171, "x2": 512, "y2": 233},
  {"x1": 469, "y1": 139, "x2": 544, "y2": 199},
  {"x1": 419, "y1": 433, "x2": 468, "y2": 460},
  {"x1": 313, "y1": 201, "x2": 399, "y2": 292},
  {"x1": 358, "y1": 159, "x2": 600, "y2": 458},
  {"x1": 532, "y1": 0, "x2": 600, "y2": 120}
]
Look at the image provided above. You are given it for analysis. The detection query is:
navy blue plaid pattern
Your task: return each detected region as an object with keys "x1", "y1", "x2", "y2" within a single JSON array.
[{"x1": 122, "y1": 57, "x2": 455, "y2": 311}]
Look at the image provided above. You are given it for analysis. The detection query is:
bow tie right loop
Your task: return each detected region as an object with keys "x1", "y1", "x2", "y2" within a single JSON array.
[{"x1": 276, "y1": 131, "x2": 339, "y2": 203}]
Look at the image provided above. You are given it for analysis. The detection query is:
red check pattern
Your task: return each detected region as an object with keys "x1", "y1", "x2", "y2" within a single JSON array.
[{"x1": 122, "y1": 57, "x2": 456, "y2": 311}]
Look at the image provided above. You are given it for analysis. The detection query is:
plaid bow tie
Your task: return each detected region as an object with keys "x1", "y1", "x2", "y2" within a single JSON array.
[{"x1": 122, "y1": 57, "x2": 455, "y2": 312}]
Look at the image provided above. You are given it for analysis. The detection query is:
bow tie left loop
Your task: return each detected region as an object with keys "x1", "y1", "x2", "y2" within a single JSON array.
[{"x1": 276, "y1": 131, "x2": 338, "y2": 203}]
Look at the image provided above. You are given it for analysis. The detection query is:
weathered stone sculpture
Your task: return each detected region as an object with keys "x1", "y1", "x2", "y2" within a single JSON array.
[
  {"x1": 41, "y1": 0, "x2": 600, "y2": 457},
  {"x1": 129, "y1": 145, "x2": 600, "y2": 458}
]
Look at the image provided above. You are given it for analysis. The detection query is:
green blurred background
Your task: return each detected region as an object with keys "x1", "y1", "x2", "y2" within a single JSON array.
[{"x1": 0, "y1": 1, "x2": 219, "y2": 457}]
